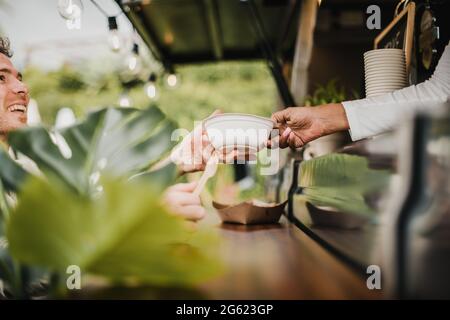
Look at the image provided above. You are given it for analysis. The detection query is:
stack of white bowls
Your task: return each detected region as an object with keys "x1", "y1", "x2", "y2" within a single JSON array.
[{"x1": 364, "y1": 48, "x2": 407, "y2": 98}]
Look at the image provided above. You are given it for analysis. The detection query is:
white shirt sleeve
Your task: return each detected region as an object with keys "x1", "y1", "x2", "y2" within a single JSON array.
[{"x1": 342, "y1": 42, "x2": 450, "y2": 141}]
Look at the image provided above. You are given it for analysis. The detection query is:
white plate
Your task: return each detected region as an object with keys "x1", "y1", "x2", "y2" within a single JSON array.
[
  {"x1": 366, "y1": 85, "x2": 407, "y2": 90},
  {"x1": 366, "y1": 89, "x2": 395, "y2": 95},
  {"x1": 366, "y1": 82, "x2": 407, "y2": 87},
  {"x1": 365, "y1": 77, "x2": 407, "y2": 82},
  {"x1": 365, "y1": 74, "x2": 406, "y2": 80},
  {"x1": 364, "y1": 49, "x2": 404, "y2": 57},
  {"x1": 366, "y1": 92, "x2": 388, "y2": 97},
  {"x1": 366, "y1": 86, "x2": 406, "y2": 92},
  {"x1": 366, "y1": 89, "x2": 398, "y2": 95},
  {"x1": 204, "y1": 113, "x2": 274, "y2": 152},
  {"x1": 365, "y1": 75, "x2": 407, "y2": 80},
  {"x1": 364, "y1": 61, "x2": 405, "y2": 67},
  {"x1": 366, "y1": 83, "x2": 407, "y2": 88},
  {"x1": 365, "y1": 76, "x2": 407, "y2": 81},
  {"x1": 365, "y1": 70, "x2": 406, "y2": 75},
  {"x1": 365, "y1": 62, "x2": 406, "y2": 67},
  {"x1": 365, "y1": 78, "x2": 407, "y2": 83},
  {"x1": 364, "y1": 54, "x2": 405, "y2": 60}
]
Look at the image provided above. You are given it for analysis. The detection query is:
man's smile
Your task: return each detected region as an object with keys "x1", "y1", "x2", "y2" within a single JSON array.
[{"x1": 7, "y1": 103, "x2": 27, "y2": 114}]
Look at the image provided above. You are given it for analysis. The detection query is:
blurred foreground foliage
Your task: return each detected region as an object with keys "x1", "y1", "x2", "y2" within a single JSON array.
[
  {"x1": 0, "y1": 105, "x2": 222, "y2": 298},
  {"x1": 7, "y1": 176, "x2": 222, "y2": 288}
]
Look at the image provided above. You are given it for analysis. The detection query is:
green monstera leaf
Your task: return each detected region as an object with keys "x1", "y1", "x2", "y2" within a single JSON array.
[
  {"x1": 0, "y1": 147, "x2": 28, "y2": 195},
  {"x1": 7, "y1": 105, "x2": 178, "y2": 196},
  {"x1": 0, "y1": 105, "x2": 200, "y2": 297},
  {"x1": 298, "y1": 153, "x2": 391, "y2": 215},
  {"x1": 7, "y1": 176, "x2": 222, "y2": 288}
]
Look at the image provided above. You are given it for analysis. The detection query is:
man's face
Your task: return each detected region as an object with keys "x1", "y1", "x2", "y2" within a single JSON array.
[{"x1": 0, "y1": 53, "x2": 29, "y2": 136}]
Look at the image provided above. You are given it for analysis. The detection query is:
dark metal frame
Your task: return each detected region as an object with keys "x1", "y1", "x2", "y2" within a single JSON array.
[
  {"x1": 241, "y1": 0, "x2": 296, "y2": 107},
  {"x1": 115, "y1": 0, "x2": 297, "y2": 107}
]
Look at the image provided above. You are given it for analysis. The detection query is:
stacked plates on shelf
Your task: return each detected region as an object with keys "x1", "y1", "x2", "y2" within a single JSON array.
[{"x1": 364, "y1": 48, "x2": 407, "y2": 98}]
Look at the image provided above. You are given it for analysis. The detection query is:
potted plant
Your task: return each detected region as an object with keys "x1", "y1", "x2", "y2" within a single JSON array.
[{"x1": 303, "y1": 79, "x2": 359, "y2": 159}]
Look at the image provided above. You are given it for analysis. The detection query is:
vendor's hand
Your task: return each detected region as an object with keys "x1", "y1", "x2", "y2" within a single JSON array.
[
  {"x1": 162, "y1": 182, "x2": 206, "y2": 221},
  {"x1": 269, "y1": 103, "x2": 349, "y2": 149}
]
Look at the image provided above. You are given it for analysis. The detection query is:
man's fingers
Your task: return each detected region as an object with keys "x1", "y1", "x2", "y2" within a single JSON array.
[
  {"x1": 176, "y1": 205, "x2": 207, "y2": 221},
  {"x1": 271, "y1": 108, "x2": 291, "y2": 124},
  {"x1": 210, "y1": 109, "x2": 222, "y2": 117},
  {"x1": 287, "y1": 132, "x2": 305, "y2": 149},
  {"x1": 169, "y1": 181, "x2": 198, "y2": 193}
]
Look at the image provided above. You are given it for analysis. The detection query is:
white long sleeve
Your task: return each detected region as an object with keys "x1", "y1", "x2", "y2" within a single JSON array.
[{"x1": 342, "y1": 42, "x2": 450, "y2": 141}]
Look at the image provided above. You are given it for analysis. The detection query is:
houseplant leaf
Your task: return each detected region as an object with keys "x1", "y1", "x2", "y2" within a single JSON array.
[
  {"x1": 298, "y1": 153, "x2": 390, "y2": 215},
  {"x1": 6, "y1": 176, "x2": 222, "y2": 288},
  {"x1": 7, "y1": 105, "x2": 177, "y2": 195},
  {"x1": 0, "y1": 147, "x2": 28, "y2": 194}
]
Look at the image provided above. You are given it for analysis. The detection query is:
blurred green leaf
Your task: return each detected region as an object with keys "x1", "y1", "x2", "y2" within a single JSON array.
[
  {"x1": 0, "y1": 147, "x2": 29, "y2": 194},
  {"x1": 8, "y1": 106, "x2": 177, "y2": 195},
  {"x1": 7, "y1": 177, "x2": 222, "y2": 287},
  {"x1": 298, "y1": 154, "x2": 390, "y2": 215},
  {"x1": 305, "y1": 79, "x2": 359, "y2": 106}
]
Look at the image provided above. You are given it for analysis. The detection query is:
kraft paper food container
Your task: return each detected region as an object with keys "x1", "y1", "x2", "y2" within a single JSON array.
[{"x1": 212, "y1": 200, "x2": 287, "y2": 225}]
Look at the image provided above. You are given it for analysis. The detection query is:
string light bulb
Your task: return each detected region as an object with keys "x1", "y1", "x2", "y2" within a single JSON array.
[
  {"x1": 145, "y1": 73, "x2": 158, "y2": 100},
  {"x1": 166, "y1": 72, "x2": 178, "y2": 88},
  {"x1": 57, "y1": 0, "x2": 83, "y2": 20},
  {"x1": 119, "y1": 91, "x2": 132, "y2": 107},
  {"x1": 107, "y1": 16, "x2": 122, "y2": 52},
  {"x1": 125, "y1": 43, "x2": 142, "y2": 73}
]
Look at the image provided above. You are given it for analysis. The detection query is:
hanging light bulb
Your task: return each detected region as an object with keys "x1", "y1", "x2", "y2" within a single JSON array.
[
  {"x1": 66, "y1": 15, "x2": 82, "y2": 30},
  {"x1": 166, "y1": 72, "x2": 178, "y2": 88},
  {"x1": 145, "y1": 73, "x2": 158, "y2": 100},
  {"x1": 119, "y1": 91, "x2": 132, "y2": 107},
  {"x1": 125, "y1": 43, "x2": 142, "y2": 73},
  {"x1": 57, "y1": 0, "x2": 83, "y2": 20},
  {"x1": 107, "y1": 16, "x2": 122, "y2": 52}
]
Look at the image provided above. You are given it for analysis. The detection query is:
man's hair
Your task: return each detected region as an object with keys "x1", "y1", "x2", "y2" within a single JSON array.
[{"x1": 0, "y1": 37, "x2": 12, "y2": 57}]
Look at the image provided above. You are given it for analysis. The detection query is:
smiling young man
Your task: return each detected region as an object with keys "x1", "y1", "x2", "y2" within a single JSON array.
[
  {"x1": 0, "y1": 36, "x2": 212, "y2": 221},
  {"x1": 0, "y1": 37, "x2": 29, "y2": 144}
]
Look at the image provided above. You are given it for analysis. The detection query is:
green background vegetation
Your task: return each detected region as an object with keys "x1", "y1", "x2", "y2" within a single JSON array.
[{"x1": 24, "y1": 61, "x2": 277, "y2": 131}]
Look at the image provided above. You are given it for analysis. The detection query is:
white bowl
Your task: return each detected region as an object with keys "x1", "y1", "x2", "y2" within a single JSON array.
[{"x1": 204, "y1": 113, "x2": 274, "y2": 154}]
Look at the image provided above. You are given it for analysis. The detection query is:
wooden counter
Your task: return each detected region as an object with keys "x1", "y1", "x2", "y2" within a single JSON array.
[
  {"x1": 196, "y1": 215, "x2": 383, "y2": 299},
  {"x1": 74, "y1": 214, "x2": 383, "y2": 299}
]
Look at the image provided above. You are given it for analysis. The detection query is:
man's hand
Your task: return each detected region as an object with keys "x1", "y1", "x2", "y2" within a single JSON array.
[
  {"x1": 162, "y1": 182, "x2": 206, "y2": 221},
  {"x1": 171, "y1": 110, "x2": 220, "y2": 174},
  {"x1": 269, "y1": 103, "x2": 349, "y2": 149},
  {"x1": 172, "y1": 109, "x2": 241, "y2": 174}
]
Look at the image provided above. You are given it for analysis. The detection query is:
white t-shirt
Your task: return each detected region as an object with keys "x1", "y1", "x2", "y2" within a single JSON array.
[{"x1": 342, "y1": 42, "x2": 450, "y2": 141}]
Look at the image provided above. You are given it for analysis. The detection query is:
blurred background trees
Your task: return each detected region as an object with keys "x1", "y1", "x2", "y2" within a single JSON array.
[{"x1": 24, "y1": 60, "x2": 277, "y2": 130}]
